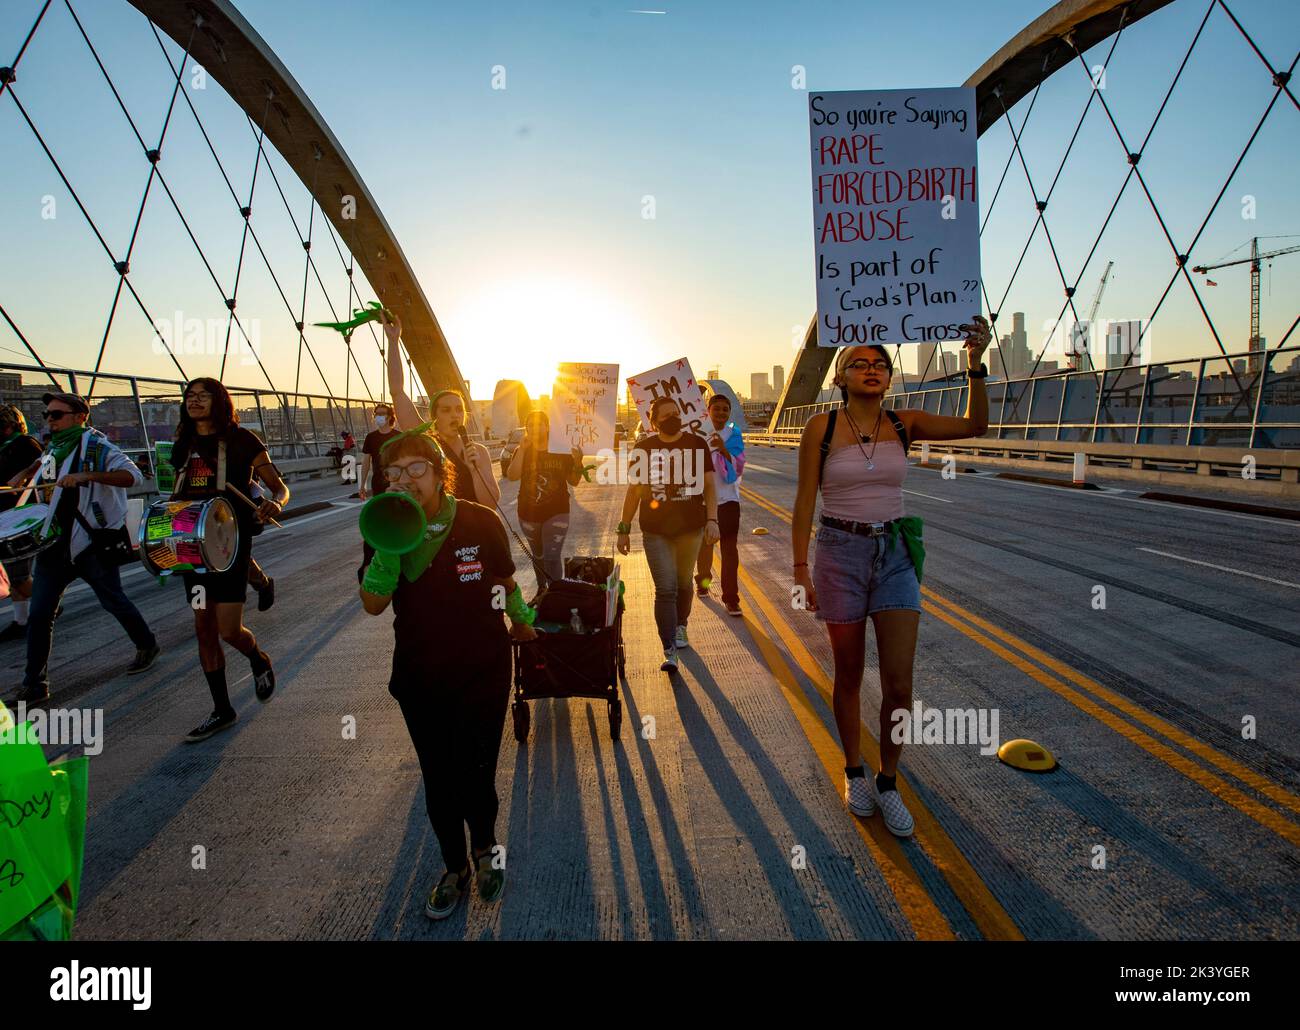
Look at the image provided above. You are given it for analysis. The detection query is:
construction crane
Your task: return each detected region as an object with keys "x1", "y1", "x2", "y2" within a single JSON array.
[
  {"x1": 1071, "y1": 260, "x2": 1114, "y2": 371},
  {"x1": 1193, "y1": 237, "x2": 1300, "y2": 374}
]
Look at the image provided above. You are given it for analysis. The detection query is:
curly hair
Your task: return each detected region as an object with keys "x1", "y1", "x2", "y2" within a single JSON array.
[{"x1": 0, "y1": 403, "x2": 28, "y2": 436}]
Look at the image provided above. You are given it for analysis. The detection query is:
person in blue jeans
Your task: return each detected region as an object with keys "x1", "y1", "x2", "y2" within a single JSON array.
[
  {"x1": 505, "y1": 410, "x2": 584, "y2": 590},
  {"x1": 617, "y1": 395, "x2": 719, "y2": 672},
  {"x1": 9, "y1": 391, "x2": 160, "y2": 704},
  {"x1": 790, "y1": 320, "x2": 990, "y2": 838}
]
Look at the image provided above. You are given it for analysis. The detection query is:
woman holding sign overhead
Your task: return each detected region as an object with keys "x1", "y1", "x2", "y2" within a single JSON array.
[
  {"x1": 505, "y1": 409, "x2": 584, "y2": 589},
  {"x1": 790, "y1": 317, "x2": 990, "y2": 837}
]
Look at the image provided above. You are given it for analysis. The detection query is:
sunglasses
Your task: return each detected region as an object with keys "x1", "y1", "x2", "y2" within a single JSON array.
[
  {"x1": 43, "y1": 409, "x2": 76, "y2": 421},
  {"x1": 383, "y1": 459, "x2": 435, "y2": 482}
]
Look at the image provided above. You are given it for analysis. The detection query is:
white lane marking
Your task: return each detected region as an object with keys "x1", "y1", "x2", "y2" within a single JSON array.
[
  {"x1": 0, "y1": 497, "x2": 363, "y2": 615},
  {"x1": 911, "y1": 464, "x2": 1300, "y2": 530},
  {"x1": 1136, "y1": 547, "x2": 1300, "y2": 589},
  {"x1": 902, "y1": 488, "x2": 953, "y2": 504},
  {"x1": 743, "y1": 462, "x2": 781, "y2": 474}
]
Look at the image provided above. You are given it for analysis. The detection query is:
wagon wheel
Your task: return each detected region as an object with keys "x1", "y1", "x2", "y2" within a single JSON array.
[
  {"x1": 617, "y1": 640, "x2": 626, "y2": 678},
  {"x1": 608, "y1": 698, "x2": 622, "y2": 742},
  {"x1": 512, "y1": 701, "x2": 530, "y2": 744}
]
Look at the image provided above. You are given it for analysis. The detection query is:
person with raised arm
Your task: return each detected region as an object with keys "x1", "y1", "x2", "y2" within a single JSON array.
[
  {"x1": 381, "y1": 312, "x2": 498, "y2": 507},
  {"x1": 790, "y1": 316, "x2": 990, "y2": 837}
]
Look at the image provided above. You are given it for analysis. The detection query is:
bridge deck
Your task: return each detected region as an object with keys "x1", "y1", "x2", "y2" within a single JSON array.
[{"x1": 4, "y1": 453, "x2": 1299, "y2": 940}]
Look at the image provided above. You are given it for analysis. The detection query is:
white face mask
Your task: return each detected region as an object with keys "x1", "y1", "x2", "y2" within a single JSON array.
[{"x1": 374, "y1": 415, "x2": 388, "y2": 428}]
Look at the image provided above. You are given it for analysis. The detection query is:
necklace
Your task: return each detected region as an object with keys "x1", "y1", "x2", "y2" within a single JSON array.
[{"x1": 842, "y1": 405, "x2": 883, "y2": 472}]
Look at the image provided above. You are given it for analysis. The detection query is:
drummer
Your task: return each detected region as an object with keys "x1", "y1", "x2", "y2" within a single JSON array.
[
  {"x1": 7, "y1": 392, "x2": 161, "y2": 704},
  {"x1": 0, "y1": 404, "x2": 44, "y2": 642},
  {"x1": 169, "y1": 378, "x2": 290, "y2": 743}
]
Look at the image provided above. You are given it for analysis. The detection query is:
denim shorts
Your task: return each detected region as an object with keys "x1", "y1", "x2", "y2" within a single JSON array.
[{"x1": 813, "y1": 523, "x2": 921, "y2": 623}]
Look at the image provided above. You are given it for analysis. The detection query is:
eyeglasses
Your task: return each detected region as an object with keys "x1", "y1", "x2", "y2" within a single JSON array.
[
  {"x1": 184, "y1": 391, "x2": 211, "y2": 401},
  {"x1": 383, "y1": 459, "x2": 434, "y2": 482},
  {"x1": 843, "y1": 359, "x2": 890, "y2": 373},
  {"x1": 43, "y1": 409, "x2": 75, "y2": 421}
]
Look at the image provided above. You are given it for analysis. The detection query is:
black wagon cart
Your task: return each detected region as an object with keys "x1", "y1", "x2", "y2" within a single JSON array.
[{"x1": 510, "y1": 556, "x2": 626, "y2": 743}]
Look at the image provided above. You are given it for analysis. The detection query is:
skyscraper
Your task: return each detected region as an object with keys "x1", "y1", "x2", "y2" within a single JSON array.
[
  {"x1": 772, "y1": 365, "x2": 785, "y2": 397},
  {"x1": 750, "y1": 372, "x2": 771, "y2": 401}
]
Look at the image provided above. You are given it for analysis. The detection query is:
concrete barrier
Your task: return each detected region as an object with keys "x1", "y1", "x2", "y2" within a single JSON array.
[{"x1": 748, "y1": 433, "x2": 1300, "y2": 498}]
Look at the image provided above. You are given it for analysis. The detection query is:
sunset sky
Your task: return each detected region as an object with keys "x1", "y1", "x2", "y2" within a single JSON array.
[{"x1": 2, "y1": 0, "x2": 1297, "y2": 401}]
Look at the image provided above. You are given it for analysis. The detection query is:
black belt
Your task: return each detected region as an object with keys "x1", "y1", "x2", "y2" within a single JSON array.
[{"x1": 820, "y1": 514, "x2": 895, "y2": 537}]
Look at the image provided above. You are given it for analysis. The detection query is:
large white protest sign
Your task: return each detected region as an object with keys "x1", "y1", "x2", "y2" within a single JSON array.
[
  {"x1": 809, "y1": 87, "x2": 980, "y2": 348},
  {"x1": 627, "y1": 358, "x2": 708, "y2": 436},
  {"x1": 548, "y1": 362, "x2": 619, "y2": 453}
]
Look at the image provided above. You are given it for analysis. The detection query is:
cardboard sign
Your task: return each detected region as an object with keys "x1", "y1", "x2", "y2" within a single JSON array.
[
  {"x1": 626, "y1": 359, "x2": 708, "y2": 436},
  {"x1": 809, "y1": 87, "x2": 980, "y2": 348},
  {"x1": 549, "y1": 363, "x2": 619, "y2": 453}
]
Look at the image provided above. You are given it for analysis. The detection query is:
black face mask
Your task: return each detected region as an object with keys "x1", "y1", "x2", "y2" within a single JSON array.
[{"x1": 658, "y1": 415, "x2": 682, "y2": 435}]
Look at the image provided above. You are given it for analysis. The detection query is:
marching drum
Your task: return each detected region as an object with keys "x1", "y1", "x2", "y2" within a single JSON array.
[
  {"x1": 137, "y1": 497, "x2": 239, "y2": 577},
  {"x1": 0, "y1": 502, "x2": 55, "y2": 563}
]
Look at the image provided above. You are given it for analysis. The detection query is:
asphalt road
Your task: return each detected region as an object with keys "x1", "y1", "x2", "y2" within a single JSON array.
[{"x1": 3, "y1": 455, "x2": 1298, "y2": 940}]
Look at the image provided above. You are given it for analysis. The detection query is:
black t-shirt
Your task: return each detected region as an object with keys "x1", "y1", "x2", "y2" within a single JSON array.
[
  {"x1": 363, "y1": 428, "x2": 399, "y2": 495},
  {"x1": 389, "y1": 500, "x2": 516, "y2": 695},
  {"x1": 518, "y1": 449, "x2": 573, "y2": 523},
  {"x1": 0, "y1": 434, "x2": 43, "y2": 513},
  {"x1": 635, "y1": 432, "x2": 710, "y2": 537},
  {"x1": 173, "y1": 426, "x2": 266, "y2": 530}
]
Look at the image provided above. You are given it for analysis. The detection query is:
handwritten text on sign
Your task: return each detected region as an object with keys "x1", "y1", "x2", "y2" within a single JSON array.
[
  {"x1": 627, "y1": 358, "x2": 707, "y2": 437},
  {"x1": 809, "y1": 87, "x2": 980, "y2": 348},
  {"x1": 549, "y1": 363, "x2": 619, "y2": 453}
]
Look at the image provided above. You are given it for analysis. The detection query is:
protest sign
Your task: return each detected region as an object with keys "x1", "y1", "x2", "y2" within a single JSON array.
[
  {"x1": 549, "y1": 363, "x2": 619, "y2": 453},
  {"x1": 809, "y1": 87, "x2": 980, "y2": 348},
  {"x1": 626, "y1": 359, "x2": 708, "y2": 436}
]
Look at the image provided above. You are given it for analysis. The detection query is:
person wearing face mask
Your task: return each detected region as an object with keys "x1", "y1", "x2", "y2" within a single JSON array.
[
  {"x1": 617, "y1": 396, "x2": 719, "y2": 672},
  {"x1": 7, "y1": 392, "x2": 161, "y2": 704},
  {"x1": 359, "y1": 425, "x2": 537, "y2": 920},
  {"x1": 357, "y1": 402, "x2": 400, "y2": 582}
]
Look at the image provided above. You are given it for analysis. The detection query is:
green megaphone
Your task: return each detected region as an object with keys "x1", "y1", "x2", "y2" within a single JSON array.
[{"x1": 358, "y1": 491, "x2": 427, "y2": 554}]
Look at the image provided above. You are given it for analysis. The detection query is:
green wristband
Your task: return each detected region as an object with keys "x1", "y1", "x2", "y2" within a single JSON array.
[
  {"x1": 617, "y1": 521, "x2": 631, "y2": 535},
  {"x1": 505, "y1": 584, "x2": 537, "y2": 625},
  {"x1": 362, "y1": 549, "x2": 401, "y2": 596}
]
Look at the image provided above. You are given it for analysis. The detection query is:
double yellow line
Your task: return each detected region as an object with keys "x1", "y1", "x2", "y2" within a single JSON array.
[{"x1": 740, "y1": 485, "x2": 1300, "y2": 853}]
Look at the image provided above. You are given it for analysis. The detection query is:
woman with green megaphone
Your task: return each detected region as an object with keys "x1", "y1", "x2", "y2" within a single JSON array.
[{"x1": 358, "y1": 422, "x2": 537, "y2": 922}]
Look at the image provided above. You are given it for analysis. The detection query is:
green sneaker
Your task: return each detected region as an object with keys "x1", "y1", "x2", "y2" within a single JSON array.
[
  {"x1": 424, "y1": 866, "x2": 470, "y2": 920},
  {"x1": 474, "y1": 849, "x2": 505, "y2": 903}
]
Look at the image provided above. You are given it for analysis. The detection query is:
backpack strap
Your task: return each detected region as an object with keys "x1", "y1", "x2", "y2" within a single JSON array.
[
  {"x1": 818, "y1": 407, "x2": 839, "y2": 486},
  {"x1": 884, "y1": 408, "x2": 909, "y2": 451}
]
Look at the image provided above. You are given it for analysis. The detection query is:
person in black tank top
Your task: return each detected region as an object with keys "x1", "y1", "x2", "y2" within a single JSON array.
[
  {"x1": 791, "y1": 323, "x2": 992, "y2": 838},
  {"x1": 359, "y1": 425, "x2": 539, "y2": 919}
]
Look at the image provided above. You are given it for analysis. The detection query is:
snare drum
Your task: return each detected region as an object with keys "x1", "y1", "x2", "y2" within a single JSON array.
[
  {"x1": 0, "y1": 503, "x2": 55, "y2": 563},
  {"x1": 137, "y1": 497, "x2": 238, "y2": 577}
]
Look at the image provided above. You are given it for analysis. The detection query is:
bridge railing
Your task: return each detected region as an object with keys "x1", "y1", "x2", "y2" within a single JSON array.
[
  {"x1": 0, "y1": 361, "x2": 378, "y2": 480},
  {"x1": 770, "y1": 346, "x2": 1300, "y2": 451}
]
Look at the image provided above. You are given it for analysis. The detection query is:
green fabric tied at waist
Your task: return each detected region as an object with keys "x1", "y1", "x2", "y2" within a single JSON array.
[{"x1": 887, "y1": 516, "x2": 925, "y2": 585}]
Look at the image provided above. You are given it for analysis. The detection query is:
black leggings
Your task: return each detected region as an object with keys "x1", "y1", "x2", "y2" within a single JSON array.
[{"x1": 395, "y1": 652, "x2": 512, "y2": 873}]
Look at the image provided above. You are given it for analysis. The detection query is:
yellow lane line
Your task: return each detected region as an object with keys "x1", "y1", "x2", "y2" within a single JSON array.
[
  {"x1": 738, "y1": 605, "x2": 956, "y2": 940},
  {"x1": 740, "y1": 486, "x2": 1300, "y2": 848},
  {"x1": 921, "y1": 588, "x2": 1300, "y2": 818},
  {"x1": 739, "y1": 565, "x2": 1024, "y2": 941}
]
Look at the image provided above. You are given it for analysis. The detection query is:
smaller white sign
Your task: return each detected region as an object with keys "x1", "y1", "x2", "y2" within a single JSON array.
[
  {"x1": 627, "y1": 358, "x2": 708, "y2": 437},
  {"x1": 548, "y1": 362, "x2": 619, "y2": 453}
]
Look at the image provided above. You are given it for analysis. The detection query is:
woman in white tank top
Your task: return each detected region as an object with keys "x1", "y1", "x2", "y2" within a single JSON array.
[{"x1": 791, "y1": 320, "x2": 992, "y2": 837}]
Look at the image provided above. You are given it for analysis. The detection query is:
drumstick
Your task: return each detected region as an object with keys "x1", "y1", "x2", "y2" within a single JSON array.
[
  {"x1": 224, "y1": 483, "x2": 284, "y2": 529},
  {"x1": 0, "y1": 482, "x2": 55, "y2": 493}
]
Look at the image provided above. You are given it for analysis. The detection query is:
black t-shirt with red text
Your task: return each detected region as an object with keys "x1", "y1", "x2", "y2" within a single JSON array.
[{"x1": 389, "y1": 500, "x2": 516, "y2": 695}]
